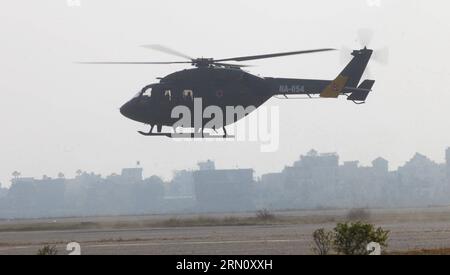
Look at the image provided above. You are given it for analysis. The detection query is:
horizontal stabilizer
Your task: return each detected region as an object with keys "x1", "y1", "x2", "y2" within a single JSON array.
[
  {"x1": 347, "y1": 90, "x2": 370, "y2": 101},
  {"x1": 347, "y1": 80, "x2": 375, "y2": 102}
]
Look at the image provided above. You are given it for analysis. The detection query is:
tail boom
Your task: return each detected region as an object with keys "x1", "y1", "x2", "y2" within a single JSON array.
[{"x1": 264, "y1": 47, "x2": 375, "y2": 103}]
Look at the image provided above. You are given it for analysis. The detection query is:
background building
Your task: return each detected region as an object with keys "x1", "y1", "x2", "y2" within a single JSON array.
[
  {"x1": 193, "y1": 161, "x2": 255, "y2": 212},
  {"x1": 446, "y1": 147, "x2": 450, "y2": 179}
]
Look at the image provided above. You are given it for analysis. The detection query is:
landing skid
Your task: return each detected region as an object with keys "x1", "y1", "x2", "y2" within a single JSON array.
[
  {"x1": 139, "y1": 132, "x2": 235, "y2": 139},
  {"x1": 187, "y1": 133, "x2": 236, "y2": 139},
  {"x1": 137, "y1": 125, "x2": 233, "y2": 139},
  {"x1": 138, "y1": 125, "x2": 172, "y2": 137},
  {"x1": 137, "y1": 131, "x2": 172, "y2": 137}
]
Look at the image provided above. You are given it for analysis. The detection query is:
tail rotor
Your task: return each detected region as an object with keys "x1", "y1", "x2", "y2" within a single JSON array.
[{"x1": 340, "y1": 29, "x2": 389, "y2": 78}]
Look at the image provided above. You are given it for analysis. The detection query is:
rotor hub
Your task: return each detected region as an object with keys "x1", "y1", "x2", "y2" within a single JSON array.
[{"x1": 192, "y1": 58, "x2": 215, "y2": 68}]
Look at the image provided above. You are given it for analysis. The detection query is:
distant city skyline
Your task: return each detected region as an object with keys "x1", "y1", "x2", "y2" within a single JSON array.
[
  {"x1": 2, "y1": 146, "x2": 449, "y2": 188},
  {"x1": 2, "y1": 147, "x2": 449, "y2": 219}
]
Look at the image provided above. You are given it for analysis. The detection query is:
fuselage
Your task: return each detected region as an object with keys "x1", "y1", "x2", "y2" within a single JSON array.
[{"x1": 120, "y1": 67, "x2": 273, "y2": 128}]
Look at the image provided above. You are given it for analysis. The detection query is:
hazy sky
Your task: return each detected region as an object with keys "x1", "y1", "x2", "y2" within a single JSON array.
[{"x1": 1, "y1": 0, "x2": 450, "y2": 186}]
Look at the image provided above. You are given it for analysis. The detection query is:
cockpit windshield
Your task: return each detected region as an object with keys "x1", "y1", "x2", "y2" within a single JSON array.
[
  {"x1": 142, "y1": 87, "x2": 152, "y2": 97},
  {"x1": 135, "y1": 84, "x2": 156, "y2": 98}
]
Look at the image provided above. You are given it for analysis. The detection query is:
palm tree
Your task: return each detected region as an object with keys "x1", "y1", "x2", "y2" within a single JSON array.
[{"x1": 12, "y1": 171, "x2": 21, "y2": 179}]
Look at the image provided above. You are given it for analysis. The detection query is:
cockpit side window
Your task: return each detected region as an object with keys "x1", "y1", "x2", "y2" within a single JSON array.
[
  {"x1": 164, "y1": 90, "x2": 172, "y2": 101},
  {"x1": 183, "y1": 89, "x2": 194, "y2": 100}
]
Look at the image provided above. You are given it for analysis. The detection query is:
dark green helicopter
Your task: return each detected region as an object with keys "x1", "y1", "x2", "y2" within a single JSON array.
[{"x1": 81, "y1": 45, "x2": 374, "y2": 137}]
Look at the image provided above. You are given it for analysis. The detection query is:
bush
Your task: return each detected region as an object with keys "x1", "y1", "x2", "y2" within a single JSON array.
[
  {"x1": 333, "y1": 222, "x2": 389, "y2": 255},
  {"x1": 346, "y1": 208, "x2": 371, "y2": 222},
  {"x1": 256, "y1": 209, "x2": 275, "y2": 221},
  {"x1": 312, "y1": 228, "x2": 334, "y2": 255},
  {"x1": 37, "y1": 245, "x2": 58, "y2": 255}
]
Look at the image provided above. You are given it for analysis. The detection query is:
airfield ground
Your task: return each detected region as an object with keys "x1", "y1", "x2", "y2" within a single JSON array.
[{"x1": 1, "y1": 207, "x2": 450, "y2": 255}]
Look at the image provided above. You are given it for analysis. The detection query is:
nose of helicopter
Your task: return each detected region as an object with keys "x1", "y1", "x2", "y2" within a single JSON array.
[{"x1": 120, "y1": 99, "x2": 137, "y2": 120}]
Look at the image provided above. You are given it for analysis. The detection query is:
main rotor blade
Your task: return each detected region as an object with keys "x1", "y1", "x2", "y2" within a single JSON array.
[
  {"x1": 77, "y1": 61, "x2": 191, "y2": 65},
  {"x1": 213, "y1": 62, "x2": 252, "y2": 68},
  {"x1": 214, "y1": 48, "x2": 336, "y2": 62},
  {"x1": 141, "y1": 44, "x2": 193, "y2": 61}
]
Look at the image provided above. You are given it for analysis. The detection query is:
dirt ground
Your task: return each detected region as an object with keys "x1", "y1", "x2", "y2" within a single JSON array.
[{"x1": 1, "y1": 207, "x2": 450, "y2": 255}]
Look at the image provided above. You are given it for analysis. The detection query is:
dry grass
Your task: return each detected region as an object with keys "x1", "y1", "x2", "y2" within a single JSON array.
[
  {"x1": 2, "y1": 207, "x2": 450, "y2": 233},
  {"x1": 346, "y1": 208, "x2": 371, "y2": 222},
  {"x1": 256, "y1": 209, "x2": 276, "y2": 221},
  {"x1": 0, "y1": 215, "x2": 283, "y2": 232},
  {"x1": 0, "y1": 222, "x2": 99, "y2": 232},
  {"x1": 158, "y1": 214, "x2": 279, "y2": 228},
  {"x1": 0, "y1": 210, "x2": 284, "y2": 232}
]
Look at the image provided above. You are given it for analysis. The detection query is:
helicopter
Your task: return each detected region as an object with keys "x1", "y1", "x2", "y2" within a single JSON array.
[{"x1": 81, "y1": 45, "x2": 374, "y2": 137}]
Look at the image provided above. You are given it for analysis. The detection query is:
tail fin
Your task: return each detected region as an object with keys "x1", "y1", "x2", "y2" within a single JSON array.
[
  {"x1": 320, "y1": 48, "x2": 373, "y2": 98},
  {"x1": 339, "y1": 47, "x2": 373, "y2": 87}
]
